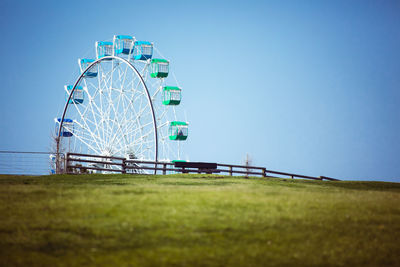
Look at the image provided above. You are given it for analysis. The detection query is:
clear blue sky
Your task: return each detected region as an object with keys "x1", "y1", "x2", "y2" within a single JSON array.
[{"x1": 0, "y1": 0, "x2": 399, "y2": 181}]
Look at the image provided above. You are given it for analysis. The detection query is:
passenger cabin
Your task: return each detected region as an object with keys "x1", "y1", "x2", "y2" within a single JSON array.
[
  {"x1": 169, "y1": 121, "x2": 188, "y2": 140},
  {"x1": 65, "y1": 85, "x2": 84, "y2": 104},
  {"x1": 114, "y1": 35, "x2": 135, "y2": 55},
  {"x1": 96, "y1": 41, "x2": 113, "y2": 59},
  {"x1": 78, "y1": 59, "x2": 97, "y2": 78},
  {"x1": 150, "y1": 59, "x2": 169, "y2": 78},
  {"x1": 162, "y1": 86, "x2": 181, "y2": 105},
  {"x1": 133, "y1": 41, "x2": 153, "y2": 60},
  {"x1": 55, "y1": 118, "x2": 74, "y2": 137}
]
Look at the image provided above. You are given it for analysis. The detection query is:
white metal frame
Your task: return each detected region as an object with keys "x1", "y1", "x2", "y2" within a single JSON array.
[
  {"x1": 57, "y1": 40, "x2": 186, "y2": 170},
  {"x1": 57, "y1": 56, "x2": 158, "y2": 162}
]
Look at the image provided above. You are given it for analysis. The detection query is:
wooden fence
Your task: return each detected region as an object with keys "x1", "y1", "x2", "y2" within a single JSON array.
[{"x1": 65, "y1": 152, "x2": 339, "y2": 181}]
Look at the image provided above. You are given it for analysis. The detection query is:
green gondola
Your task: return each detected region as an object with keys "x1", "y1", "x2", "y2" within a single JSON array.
[
  {"x1": 169, "y1": 121, "x2": 188, "y2": 140},
  {"x1": 162, "y1": 86, "x2": 181, "y2": 105},
  {"x1": 150, "y1": 58, "x2": 169, "y2": 78}
]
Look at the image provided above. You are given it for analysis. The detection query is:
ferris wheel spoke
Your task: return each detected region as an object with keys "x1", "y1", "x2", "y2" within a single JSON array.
[
  {"x1": 112, "y1": 129, "x2": 154, "y2": 155},
  {"x1": 118, "y1": 63, "x2": 130, "y2": 92},
  {"x1": 109, "y1": 96, "x2": 124, "y2": 143},
  {"x1": 126, "y1": 73, "x2": 143, "y2": 104},
  {"x1": 66, "y1": 88, "x2": 102, "y2": 141},
  {"x1": 122, "y1": 90, "x2": 145, "y2": 148},
  {"x1": 97, "y1": 63, "x2": 108, "y2": 145},
  {"x1": 118, "y1": 92, "x2": 131, "y2": 136},
  {"x1": 112, "y1": 119, "x2": 154, "y2": 156},
  {"x1": 157, "y1": 120, "x2": 170, "y2": 129},
  {"x1": 98, "y1": 125, "x2": 124, "y2": 154},
  {"x1": 105, "y1": 83, "x2": 116, "y2": 148},
  {"x1": 123, "y1": 110, "x2": 150, "y2": 140},
  {"x1": 108, "y1": 66, "x2": 128, "y2": 146},
  {"x1": 69, "y1": 101, "x2": 103, "y2": 148},
  {"x1": 82, "y1": 87, "x2": 104, "y2": 142},
  {"x1": 73, "y1": 120, "x2": 103, "y2": 150},
  {"x1": 133, "y1": 142, "x2": 154, "y2": 158},
  {"x1": 107, "y1": 132, "x2": 127, "y2": 156},
  {"x1": 99, "y1": 64, "x2": 116, "y2": 148},
  {"x1": 106, "y1": 87, "x2": 133, "y2": 152},
  {"x1": 106, "y1": 61, "x2": 124, "y2": 145},
  {"x1": 111, "y1": 94, "x2": 132, "y2": 151},
  {"x1": 130, "y1": 129, "x2": 154, "y2": 145},
  {"x1": 120, "y1": 120, "x2": 154, "y2": 140},
  {"x1": 86, "y1": 94, "x2": 108, "y2": 136},
  {"x1": 151, "y1": 85, "x2": 163, "y2": 100},
  {"x1": 122, "y1": 91, "x2": 148, "y2": 118},
  {"x1": 121, "y1": 91, "x2": 147, "y2": 128},
  {"x1": 112, "y1": 121, "x2": 142, "y2": 150},
  {"x1": 139, "y1": 63, "x2": 149, "y2": 78},
  {"x1": 155, "y1": 106, "x2": 169, "y2": 122},
  {"x1": 110, "y1": 60, "x2": 115, "y2": 97},
  {"x1": 108, "y1": 117, "x2": 130, "y2": 152},
  {"x1": 70, "y1": 127, "x2": 102, "y2": 155}
]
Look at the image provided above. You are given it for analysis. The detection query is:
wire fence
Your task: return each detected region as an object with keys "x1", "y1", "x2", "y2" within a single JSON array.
[{"x1": 0, "y1": 151, "x2": 63, "y2": 176}]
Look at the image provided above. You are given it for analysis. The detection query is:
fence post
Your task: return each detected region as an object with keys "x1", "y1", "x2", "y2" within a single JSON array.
[
  {"x1": 229, "y1": 166, "x2": 233, "y2": 176},
  {"x1": 263, "y1": 168, "x2": 266, "y2": 177},
  {"x1": 122, "y1": 158, "x2": 126, "y2": 174},
  {"x1": 64, "y1": 153, "x2": 69, "y2": 174},
  {"x1": 163, "y1": 163, "x2": 167, "y2": 175}
]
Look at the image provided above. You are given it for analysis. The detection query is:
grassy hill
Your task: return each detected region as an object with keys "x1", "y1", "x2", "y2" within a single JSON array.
[{"x1": 0, "y1": 174, "x2": 399, "y2": 266}]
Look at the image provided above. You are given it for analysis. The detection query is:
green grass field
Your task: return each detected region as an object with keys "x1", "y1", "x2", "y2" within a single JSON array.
[{"x1": 0, "y1": 174, "x2": 399, "y2": 266}]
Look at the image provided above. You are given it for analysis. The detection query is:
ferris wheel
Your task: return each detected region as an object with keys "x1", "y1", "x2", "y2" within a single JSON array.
[{"x1": 55, "y1": 35, "x2": 188, "y2": 167}]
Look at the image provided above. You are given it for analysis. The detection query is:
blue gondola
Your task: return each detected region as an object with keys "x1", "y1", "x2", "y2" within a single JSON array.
[
  {"x1": 78, "y1": 59, "x2": 97, "y2": 77},
  {"x1": 96, "y1": 41, "x2": 113, "y2": 60},
  {"x1": 65, "y1": 85, "x2": 84, "y2": 104},
  {"x1": 55, "y1": 118, "x2": 74, "y2": 137},
  {"x1": 114, "y1": 35, "x2": 135, "y2": 55},
  {"x1": 133, "y1": 41, "x2": 153, "y2": 60}
]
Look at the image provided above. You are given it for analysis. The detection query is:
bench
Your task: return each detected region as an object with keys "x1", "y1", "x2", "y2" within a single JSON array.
[{"x1": 174, "y1": 162, "x2": 220, "y2": 174}]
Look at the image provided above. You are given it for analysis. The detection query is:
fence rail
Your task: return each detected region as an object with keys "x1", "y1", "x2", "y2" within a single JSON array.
[{"x1": 66, "y1": 152, "x2": 340, "y2": 181}]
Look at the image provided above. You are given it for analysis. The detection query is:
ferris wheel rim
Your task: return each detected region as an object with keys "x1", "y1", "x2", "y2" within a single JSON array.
[{"x1": 57, "y1": 55, "x2": 158, "y2": 162}]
